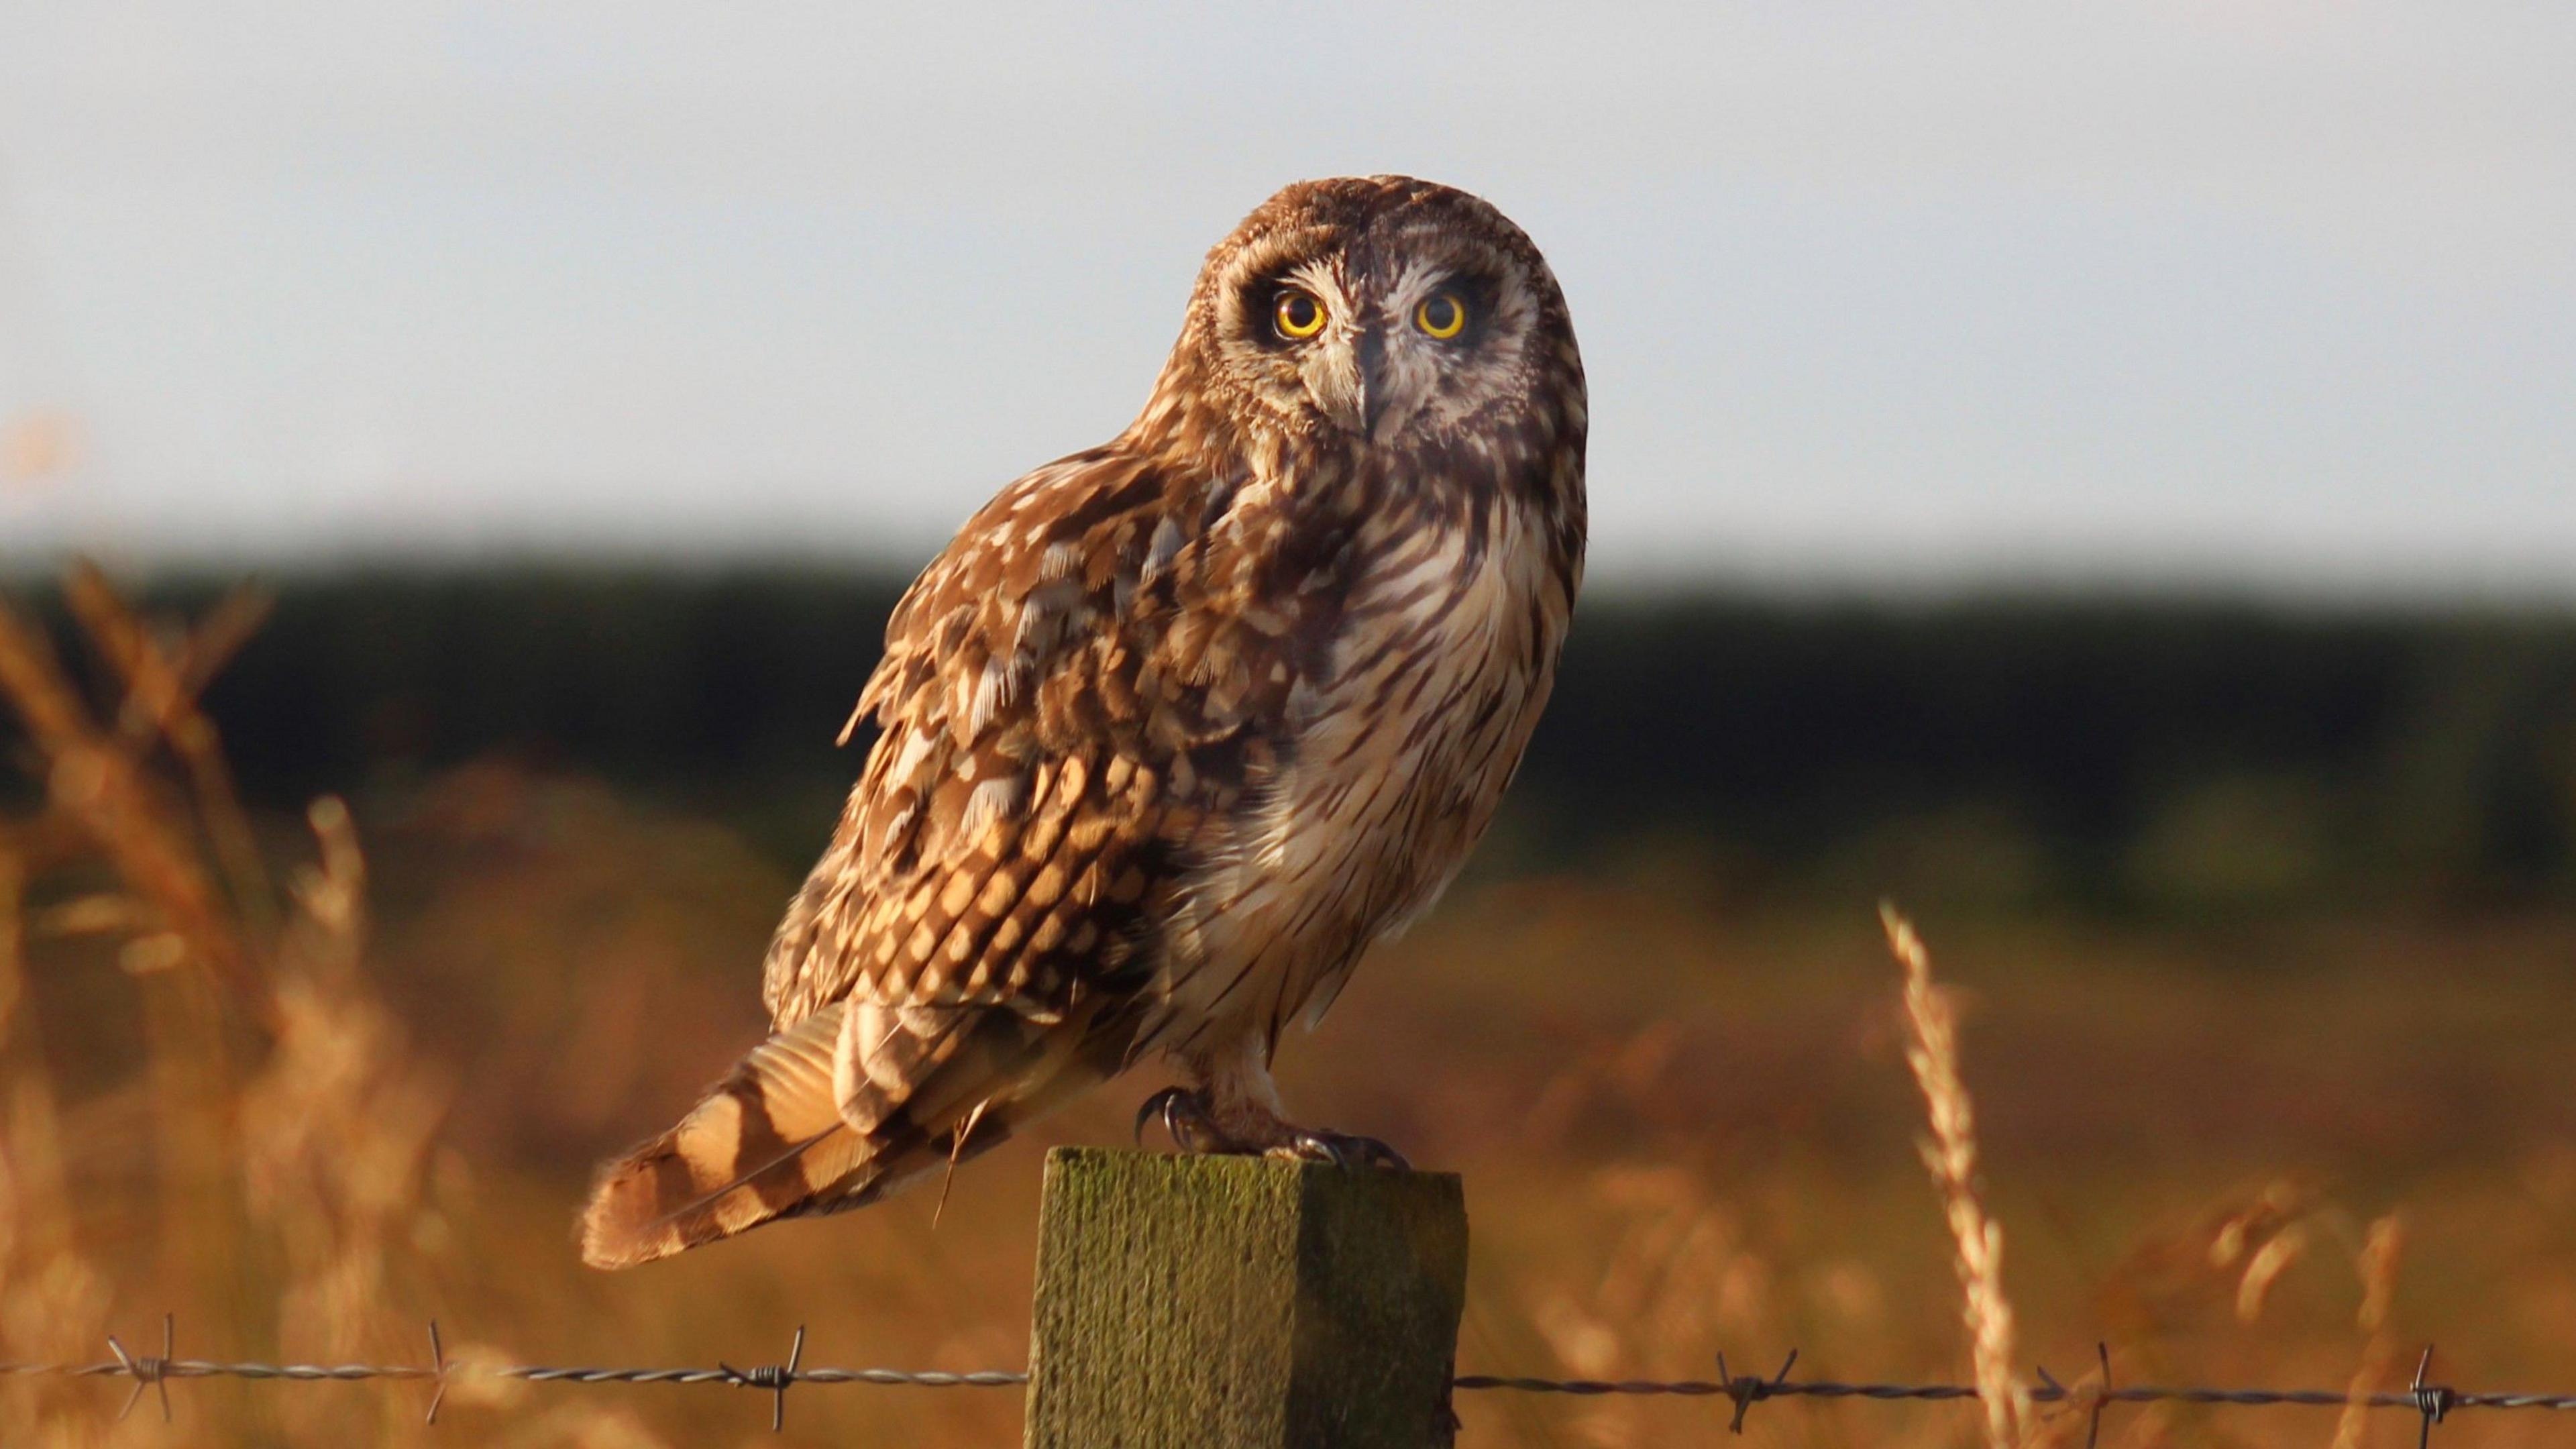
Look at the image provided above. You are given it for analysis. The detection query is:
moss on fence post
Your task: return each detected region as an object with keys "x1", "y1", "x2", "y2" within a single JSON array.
[{"x1": 1023, "y1": 1146, "x2": 1468, "y2": 1449}]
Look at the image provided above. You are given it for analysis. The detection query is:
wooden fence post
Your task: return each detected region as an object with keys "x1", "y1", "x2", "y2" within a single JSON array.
[{"x1": 1023, "y1": 1146, "x2": 1468, "y2": 1449}]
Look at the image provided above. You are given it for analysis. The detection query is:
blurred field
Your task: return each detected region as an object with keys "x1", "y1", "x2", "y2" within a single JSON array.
[{"x1": 5, "y1": 571, "x2": 2576, "y2": 1447}]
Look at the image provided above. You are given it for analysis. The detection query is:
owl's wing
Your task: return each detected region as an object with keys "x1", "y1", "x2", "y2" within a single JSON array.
[
  {"x1": 765, "y1": 445, "x2": 1297, "y2": 1025},
  {"x1": 582, "y1": 444, "x2": 1322, "y2": 1267}
]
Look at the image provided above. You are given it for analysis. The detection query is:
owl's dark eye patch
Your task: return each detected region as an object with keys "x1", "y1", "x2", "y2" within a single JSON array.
[{"x1": 1419, "y1": 274, "x2": 1499, "y2": 347}]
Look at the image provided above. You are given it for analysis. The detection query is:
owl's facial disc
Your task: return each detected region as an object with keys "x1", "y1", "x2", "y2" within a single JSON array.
[
  {"x1": 1183, "y1": 179, "x2": 1567, "y2": 453},
  {"x1": 1263, "y1": 261, "x2": 1501, "y2": 442}
]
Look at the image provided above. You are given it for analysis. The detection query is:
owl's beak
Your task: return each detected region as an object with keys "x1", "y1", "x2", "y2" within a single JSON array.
[
  {"x1": 1354, "y1": 329, "x2": 1390, "y2": 436},
  {"x1": 1305, "y1": 328, "x2": 1389, "y2": 437}
]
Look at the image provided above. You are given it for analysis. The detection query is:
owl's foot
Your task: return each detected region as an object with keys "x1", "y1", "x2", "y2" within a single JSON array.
[
  {"x1": 1134, "y1": 1087, "x2": 1239, "y2": 1155},
  {"x1": 1267, "y1": 1129, "x2": 1411, "y2": 1172},
  {"x1": 1133, "y1": 1089, "x2": 1407, "y2": 1169}
]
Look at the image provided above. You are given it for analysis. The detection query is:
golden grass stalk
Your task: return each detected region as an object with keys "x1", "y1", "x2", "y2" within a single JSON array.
[
  {"x1": 0, "y1": 590, "x2": 273, "y2": 1024},
  {"x1": 0, "y1": 837, "x2": 115, "y2": 1446},
  {"x1": 62, "y1": 562, "x2": 280, "y2": 949},
  {"x1": 1882, "y1": 904, "x2": 2029, "y2": 1449},
  {"x1": 0, "y1": 847, "x2": 19, "y2": 1045},
  {"x1": 2329, "y1": 1214, "x2": 2407, "y2": 1449},
  {"x1": 2233, "y1": 1220, "x2": 2308, "y2": 1323}
]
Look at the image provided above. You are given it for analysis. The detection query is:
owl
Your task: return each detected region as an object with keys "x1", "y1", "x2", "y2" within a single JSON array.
[{"x1": 582, "y1": 176, "x2": 1586, "y2": 1268}]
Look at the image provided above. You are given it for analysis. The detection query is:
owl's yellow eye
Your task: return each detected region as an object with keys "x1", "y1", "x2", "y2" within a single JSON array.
[
  {"x1": 1273, "y1": 289, "x2": 1328, "y2": 340},
  {"x1": 1415, "y1": 291, "x2": 1468, "y2": 339}
]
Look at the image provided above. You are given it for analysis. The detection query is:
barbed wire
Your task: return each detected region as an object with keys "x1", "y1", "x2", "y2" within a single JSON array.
[
  {"x1": 1456, "y1": 1347, "x2": 2555, "y2": 1446},
  {"x1": 0, "y1": 1318, "x2": 1026, "y2": 1434},
  {"x1": 5, "y1": 1316, "x2": 2567, "y2": 1442}
]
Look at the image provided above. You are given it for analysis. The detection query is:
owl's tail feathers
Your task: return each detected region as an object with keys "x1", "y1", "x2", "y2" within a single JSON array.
[
  {"x1": 579, "y1": 996, "x2": 1115, "y2": 1270},
  {"x1": 580, "y1": 1002, "x2": 883, "y2": 1269}
]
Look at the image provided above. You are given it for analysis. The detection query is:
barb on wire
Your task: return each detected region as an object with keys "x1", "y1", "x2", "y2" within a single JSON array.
[
  {"x1": 2088, "y1": 1341, "x2": 2114, "y2": 1449},
  {"x1": 1717, "y1": 1348, "x2": 1798, "y2": 1433},
  {"x1": 103, "y1": 1313, "x2": 174, "y2": 1424},
  {"x1": 423, "y1": 1320, "x2": 449, "y2": 1426},
  {"x1": 2412, "y1": 1346, "x2": 2453, "y2": 1448},
  {"x1": 716, "y1": 1324, "x2": 806, "y2": 1432},
  {"x1": 2034, "y1": 1342, "x2": 2114, "y2": 1448}
]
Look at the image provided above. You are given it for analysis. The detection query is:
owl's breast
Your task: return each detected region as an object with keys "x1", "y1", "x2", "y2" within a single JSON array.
[{"x1": 1148, "y1": 484, "x2": 1574, "y2": 1051}]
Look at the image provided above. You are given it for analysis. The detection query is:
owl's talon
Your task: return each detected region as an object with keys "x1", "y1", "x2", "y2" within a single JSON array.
[
  {"x1": 1344, "y1": 1135, "x2": 1410, "y2": 1171},
  {"x1": 1133, "y1": 1087, "x2": 1188, "y2": 1146},
  {"x1": 1267, "y1": 1135, "x2": 1340, "y2": 1168},
  {"x1": 1134, "y1": 1087, "x2": 1232, "y2": 1154},
  {"x1": 1274, "y1": 1130, "x2": 1409, "y2": 1171}
]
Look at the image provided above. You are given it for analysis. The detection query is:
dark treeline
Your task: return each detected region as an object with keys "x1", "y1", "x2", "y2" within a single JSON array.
[{"x1": 15, "y1": 569, "x2": 2576, "y2": 909}]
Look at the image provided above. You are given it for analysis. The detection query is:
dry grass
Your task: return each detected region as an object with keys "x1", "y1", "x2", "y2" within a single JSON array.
[
  {"x1": 1882, "y1": 905, "x2": 2027, "y2": 1448},
  {"x1": 6, "y1": 568, "x2": 2576, "y2": 1446},
  {"x1": 2328, "y1": 1216, "x2": 2408, "y2": 1449},
  {"x1": 0, "y1": 573, "x2": 646, "y2": 1449}
]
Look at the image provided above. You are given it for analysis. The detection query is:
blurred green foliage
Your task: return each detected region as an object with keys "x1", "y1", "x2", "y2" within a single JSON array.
[{"x1": 9, "y1": 569, "x2": 2575, "y2": 911}]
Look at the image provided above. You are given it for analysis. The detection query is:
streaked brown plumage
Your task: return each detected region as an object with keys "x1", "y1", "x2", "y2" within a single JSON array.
[{"x1": 582, "y1": 176, "x2": 1586, "y2": 1269}]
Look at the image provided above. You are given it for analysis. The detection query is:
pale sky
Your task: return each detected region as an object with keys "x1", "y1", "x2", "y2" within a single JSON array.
[{"x1": 1, "y1": 2, "x2": 2571, "y2": 594}]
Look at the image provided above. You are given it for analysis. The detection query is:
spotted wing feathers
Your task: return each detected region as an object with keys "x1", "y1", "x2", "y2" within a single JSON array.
[{"x1": 584, "y1": 445, "x2": 1314, "y2": 1267}]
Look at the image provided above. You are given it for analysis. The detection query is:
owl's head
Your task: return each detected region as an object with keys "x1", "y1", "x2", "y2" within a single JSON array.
[{"x1": 1153, "y1": 176, "x2": 1582, "y2": 457}]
